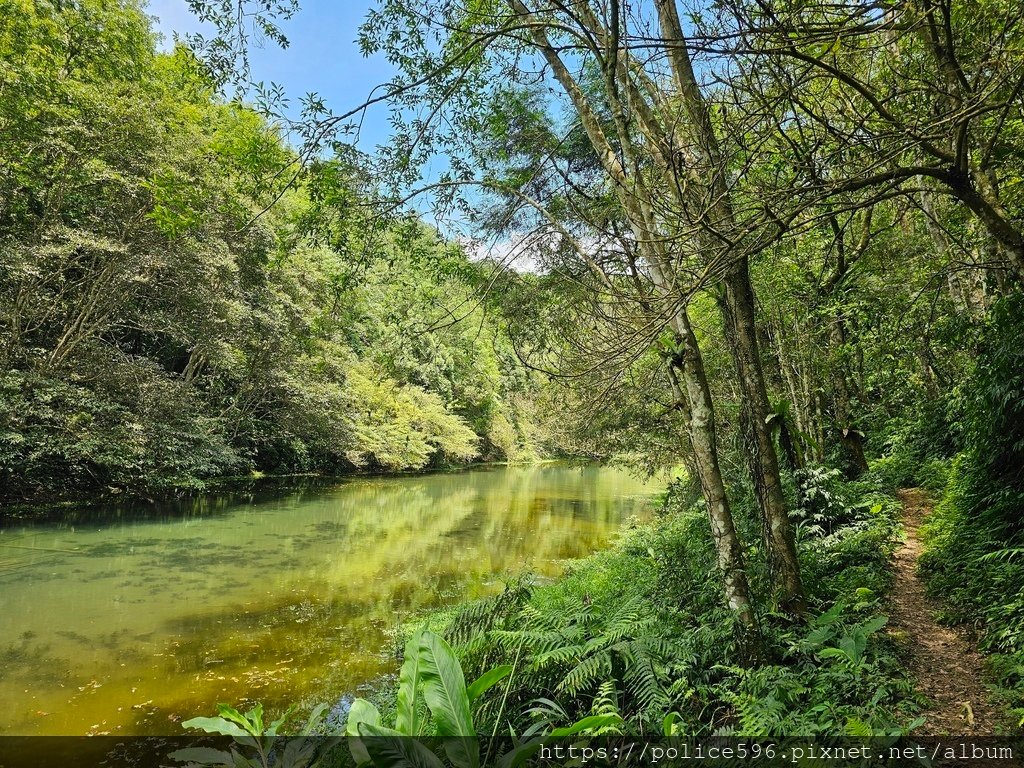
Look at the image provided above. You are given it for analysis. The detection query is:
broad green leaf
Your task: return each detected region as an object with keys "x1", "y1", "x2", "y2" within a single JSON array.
[
  {"x1": 396, "y1": 630, "x2": 424, "y2": 735},
  {"x1": 347, "y1": 698, "x2": 382, "y2": 766},
  {"x1": 415, "y1": 632, "x2": 473, "y2": 735},
  {"x1": 216, "y1": 704, "x2": 258, "y2": 735},
  {"x1": 466, "y1": 664, "x2": 513, "y2": 702},
  {"x1": 359, "y1": 723, "x2": 446, "y2": 768},
  {"x1": 803, "y1": 626, "x2": 835, "y2": 647},
  {"x1": 347, "y1": 698, "x2": 381, "y2": 735},
  {"x1": 812, "y1": 602, "x2": 845, "y2": 627},
  {"x1": 839, "y1": 634, "x2": 859, "y2": 663},
  {"x1": 859, "y1": 615, "x2": 888, "y2": 635},
  {"x1": 244, "y1": 703, "x2": 264, "y2": 734},
  {"x1": 662, "y1": 712, "x2": 682, "y2": 737},
  {"x1": 181, "y1": 716, "x2": 251, "y2": 739},
  {"x1": 415, "y1": 631, "x2": 478, "y2": 768}
]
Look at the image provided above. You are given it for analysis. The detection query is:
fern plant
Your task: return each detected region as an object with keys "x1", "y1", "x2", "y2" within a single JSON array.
[
  {"x1": 490, "y1": 596, "x2": 684, "y2": 723},
  {"x1": 346, "y1": 629, "x2": 620, "y2": 768}
]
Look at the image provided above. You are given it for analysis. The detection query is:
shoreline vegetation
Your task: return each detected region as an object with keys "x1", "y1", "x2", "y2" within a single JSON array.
[
  {"x1": 363, "y1": 466, "x2": 919, "y2": 740},
  {"x1": 3, "y1": 0, "x2": 1024, "y2": 750},
  {"x1": 0, "y1": 458, "x2": 590, "y2": 518}
]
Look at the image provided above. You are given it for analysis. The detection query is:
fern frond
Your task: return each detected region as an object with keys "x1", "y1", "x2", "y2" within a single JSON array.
[{"x1": 558, "y1": 650, "x2": 613, "y2": 695}]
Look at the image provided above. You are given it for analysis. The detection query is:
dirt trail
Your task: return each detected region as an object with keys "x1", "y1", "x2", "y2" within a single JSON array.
[{"x1": 891, "y1": 488, "x2": 1001, "y2": 734}]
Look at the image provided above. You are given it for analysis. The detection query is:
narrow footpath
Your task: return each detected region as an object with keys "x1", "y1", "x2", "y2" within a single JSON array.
[{"x1": 890, "y1": 489, "x2": 1001, "y2": 734}]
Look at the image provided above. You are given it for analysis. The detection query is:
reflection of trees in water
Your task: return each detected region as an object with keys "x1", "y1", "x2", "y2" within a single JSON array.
[
  {"x1": 143, "y1": 467, "x2": 652, "y2": 730},
  {"x1": 0, "y1": 466, "x2": 654, "y2": 735}
]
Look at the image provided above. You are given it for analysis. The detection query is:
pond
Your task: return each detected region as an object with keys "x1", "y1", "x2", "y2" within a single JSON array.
[{"x1": 0, "y1": 463, "x2": 659, "y2": 735}]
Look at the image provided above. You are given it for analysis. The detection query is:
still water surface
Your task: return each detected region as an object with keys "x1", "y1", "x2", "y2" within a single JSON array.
[{"x1": 0, "y1": 463, "x2": 657, "y2": 735}]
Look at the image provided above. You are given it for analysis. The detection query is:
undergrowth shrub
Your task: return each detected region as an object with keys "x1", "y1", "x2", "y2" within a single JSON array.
[
  {"x1": 437, "y1": 477, "x2": 916, "y2": 738},
  {"x1": 918, "y1": 294, "x2": 1024, "y2": 722}
]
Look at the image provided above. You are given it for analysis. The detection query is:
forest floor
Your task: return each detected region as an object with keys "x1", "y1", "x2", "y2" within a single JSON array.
[{"x1": 891, "y1": 488, "x2": 1002, "y2": 735}]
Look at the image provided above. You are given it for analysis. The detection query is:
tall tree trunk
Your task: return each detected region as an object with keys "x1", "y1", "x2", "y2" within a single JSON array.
[
  {"x1": 664, "y1": 311, "x2": 757, "y2": 635},
  {"x1": 829, "y1": 316, "x2": 869, "y2": 478},
  {"x1": 651, "y1": 0, "x2": 806, "y2": 615},
  {"x1": 514, "y1": 0, "x2": 804, "y2": 613},
  {"x1": 719, "y1": 259, "x2": 806, "y2": 614}
]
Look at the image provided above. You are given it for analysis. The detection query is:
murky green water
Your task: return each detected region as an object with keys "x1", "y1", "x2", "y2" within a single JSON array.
[{"x1": 0, "y1": 463, "x2": 657, "y2": 735}]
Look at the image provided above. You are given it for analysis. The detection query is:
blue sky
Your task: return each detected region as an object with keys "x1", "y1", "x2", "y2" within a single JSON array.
[
  {"x1": 144, "y1": 1, "x2": 509, "y2": 241},
  {"x1": 146, "y1": 0, "x2": 399, "y2": 152}
]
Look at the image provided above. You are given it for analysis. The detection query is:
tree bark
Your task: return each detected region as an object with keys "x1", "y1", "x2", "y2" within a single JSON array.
[
  {"x1": 719, "y1": 259, "x2": 806, "y2": 614},
  {"x1": 829, "y1": 315, "x2": 869, "y2": 478},
  {"x1": 653, "y1": 0, "x2": 806, "y2": 615},
  {"x1": 511, "y1": 0, "x2": 805, "y2": 614},
  {"x1": 664, "y1": 311, "x2": 757, "y2": 635}
]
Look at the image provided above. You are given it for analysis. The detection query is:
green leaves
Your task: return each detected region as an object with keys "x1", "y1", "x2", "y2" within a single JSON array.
[
  {"x1": 179, "y1": 702, "x2": 338, "y2": 768},
  {"x1": 396, "y1": 634, "x2": 424, "y2": 735},
  {"x1": 359, "y1": 724, "x2": 447, "y2": 768},
  {"x1": 347, "y1": 699, "x2": 382, "y2": 736},
  {"x1": 466, "y1": 664, "x2": 513, "y2": 702},
  {"x1": 414, "y1": 631, "x2": 475, "y2": 739},
  {"x1": 346, "y1": 699, "x2": 382, "y2": 766},
  {"x1": 347, "y1": 630, "x2": 480, "y2": 768},
  {"x1": 816, "y1": 616, "x2": 888, "y2": 673},
  {"x1": 179, "y1": 715, "x2": 253, "y2": 740},
  {"x1": 2, "y1": 0, "x2": 545, "y2": 503},
  {"x1": 181, "y1": 703, "x2": 268, "y2": 746},
  {"x1": 415, "y1": 631, "x2": 478, "y2": 768}
]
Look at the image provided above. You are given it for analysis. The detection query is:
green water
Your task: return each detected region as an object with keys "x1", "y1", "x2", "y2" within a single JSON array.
[{"x1": 0, "y1": 463, "x2": 658, "y2": 735}]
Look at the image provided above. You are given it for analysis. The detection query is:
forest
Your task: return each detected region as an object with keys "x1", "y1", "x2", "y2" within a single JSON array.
[
  {"x1": 1, "y1": 0, "x2": 1023, "y2": 758},
  {"x1": 0, "y1": 0, "x2": 565, "y2": 501}
]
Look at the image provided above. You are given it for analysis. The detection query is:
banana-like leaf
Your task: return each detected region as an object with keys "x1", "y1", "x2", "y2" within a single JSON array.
[
  {"x1": 181, "y1": 716, "x2": 257, "y2": 747},
  {"x1": 215, "y1": 703, "x2": 261, "y2": 736},
  {"x1": 859, "y1": 615, "x2": 888, "y2": 635},
  {"x1": 347, "y1": 699, "x2": 382, "y2": 735},
  {"x1": 466, "y1": 664, "x2": 513, "y2": 703},
  {"x1": 347, "y1": 698, "x2": 382, "y2": 766},
  {"x1": 359, "y1": 723, "x2": 446, "y2": 768},
  {"x1": 396, "y1": 631, "x2": 424, "y2": 735},
  {"x1": 415, "y1": 631, "x2": 478, "y2": 768}
]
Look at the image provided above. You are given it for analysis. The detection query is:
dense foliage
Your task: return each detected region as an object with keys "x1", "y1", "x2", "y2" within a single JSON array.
[
  {"x1": 4, "y1": 0, "x2": 1024, "y2": 745},
  {"x1": 0, "y1": 0, "x2": 549, "y2": 502},
  {"x1": 913, "y1": 295, "x2": 1024, "y2": 721},
  {"x1": 436, "y1": 478, "x2": 918, "y2": 738}
]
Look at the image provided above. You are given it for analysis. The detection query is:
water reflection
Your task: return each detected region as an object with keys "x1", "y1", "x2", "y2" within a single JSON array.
[{"x1": 0, "y1": 463, "x2": 656, "y2": 735}]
